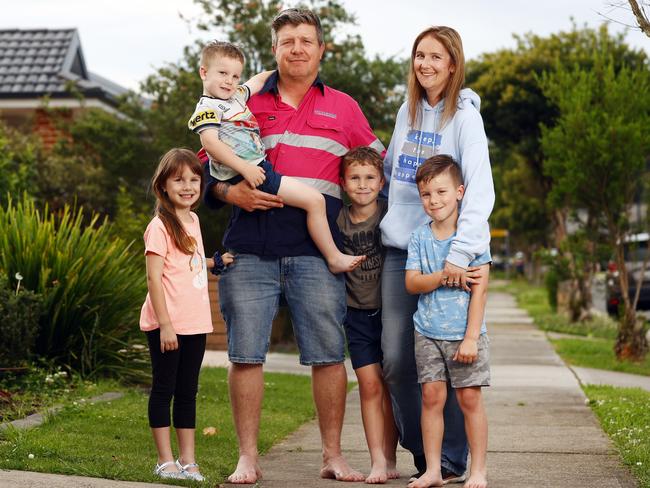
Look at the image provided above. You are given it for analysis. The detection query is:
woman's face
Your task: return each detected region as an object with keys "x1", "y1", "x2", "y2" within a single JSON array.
[{"x1": 413, "y1": 35, "x2": 455, "y2": 103}]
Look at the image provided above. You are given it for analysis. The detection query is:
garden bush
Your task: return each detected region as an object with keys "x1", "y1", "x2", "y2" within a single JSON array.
[
  {"x1": 0, "y1": 194, "x2": 148, "y2": 382},
  {"x1": 0, "y1": 122, "x2": 39, "y2": 207},
  {"x1": 0, "y1": 272, "x2": 42, "y2": 366}
]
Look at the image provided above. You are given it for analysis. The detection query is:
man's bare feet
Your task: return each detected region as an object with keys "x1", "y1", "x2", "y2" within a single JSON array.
[
  {"x1": 407, "y1": 469, "x2": 443, "y2": 488},
  {"x1": 227, "y1": 454, "x2": 262, "y2": 484},
  {"x1": 321, "y1": 455, "x2": 365, "y2": 482},
  {"x1": 328, "y1": 254, "x2": 366, "y2": 274},
  {"x1": 463, "y1": 473, "x2": 487, "y2": 488}
]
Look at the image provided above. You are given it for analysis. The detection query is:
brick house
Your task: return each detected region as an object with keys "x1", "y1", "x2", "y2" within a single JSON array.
[{"x1": 0, "y1": 28, "x2": 127, "y2": 149}]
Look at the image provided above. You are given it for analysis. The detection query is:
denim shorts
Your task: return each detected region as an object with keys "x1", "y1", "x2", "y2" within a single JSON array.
[
  {"x1": 226, "y1": 160, "x2": 282, "y2": 195},
  {"x1": 218, "y1": 253, "x2": 346, "y2": 365},
  {"x1": 344, "y1": 307, "x2": 383, "y2": 370}
]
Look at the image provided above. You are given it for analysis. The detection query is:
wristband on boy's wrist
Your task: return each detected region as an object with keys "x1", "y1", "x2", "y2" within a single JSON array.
[{"x1": 210, "y1": 252, "x2": 226, "y2": 276}]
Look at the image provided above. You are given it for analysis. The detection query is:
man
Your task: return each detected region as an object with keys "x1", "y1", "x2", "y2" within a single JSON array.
[{"x1": 203, "y1": 8, "x2": 385, "y2": 484}]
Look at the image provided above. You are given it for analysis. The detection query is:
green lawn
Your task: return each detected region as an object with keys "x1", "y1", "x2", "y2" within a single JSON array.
[
  {"x1": 550, "y1": 337, "x2": 650, "y2": 376},
  {"x1": 0, "y1": 367, "x2": 314, "y2": 485},
  {"x1": 500, "y1": 279, "x2": 619, "y2": 339},
  {"x1": 584, "y1": 385, "x2": 650, "y2": 488},
  {"x1": 500, "y1": 279, "x2": 647, "y2": 374},
  {"x1": 0, "y1": 368, "x2": 121, "y2": 423}
]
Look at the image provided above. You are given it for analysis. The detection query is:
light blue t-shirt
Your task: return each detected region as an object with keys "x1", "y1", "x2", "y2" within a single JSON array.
[{"x1": 405, "y1": 223, "x2": 492, "y2": 340}]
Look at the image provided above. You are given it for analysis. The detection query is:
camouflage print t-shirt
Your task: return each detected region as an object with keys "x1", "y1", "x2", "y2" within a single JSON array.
[{"x1": 336, "y1": 199, "x2": 387, "y2": 309}]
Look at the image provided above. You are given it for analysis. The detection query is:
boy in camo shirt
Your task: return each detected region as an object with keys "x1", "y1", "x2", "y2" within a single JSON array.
[{"x1": 404, "y1": 155, "x2": 491, "y2": 488}]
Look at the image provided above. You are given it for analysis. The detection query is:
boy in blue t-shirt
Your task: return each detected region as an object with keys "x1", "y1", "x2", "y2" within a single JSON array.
[{"x1": 404, "y1": 155, "x2": 491, "y2": 488}]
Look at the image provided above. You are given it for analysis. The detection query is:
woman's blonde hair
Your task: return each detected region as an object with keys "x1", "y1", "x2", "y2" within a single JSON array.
[
  {"x1": 407, "y1": 26, "x2": 465, "y2": 130},
  {"x1": 150, "y1": 148, "x2": 204, "y2": 255}
]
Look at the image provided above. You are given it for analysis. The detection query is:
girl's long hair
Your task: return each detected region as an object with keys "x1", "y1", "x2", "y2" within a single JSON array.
[
  {"x1": 150, "y1": 148, "x2": 204, "y2": 255},
  {"x1": 407, "y1": 26, "x2": 465, "y2": 130}
]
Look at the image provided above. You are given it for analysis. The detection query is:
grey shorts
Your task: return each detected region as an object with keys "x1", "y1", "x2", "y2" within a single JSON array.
[{"x1": 414, "y1": 332, "x2": 490, "y2": 388}]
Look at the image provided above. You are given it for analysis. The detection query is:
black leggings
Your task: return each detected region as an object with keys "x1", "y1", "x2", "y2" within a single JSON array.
[{"x1": 146, "y1": 329, "x2": 206, "y2": 429}]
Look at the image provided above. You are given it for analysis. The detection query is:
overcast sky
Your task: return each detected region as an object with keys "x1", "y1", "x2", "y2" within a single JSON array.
[{"x1": 4, "y1": 0, "x2": 649, "y2": 90}]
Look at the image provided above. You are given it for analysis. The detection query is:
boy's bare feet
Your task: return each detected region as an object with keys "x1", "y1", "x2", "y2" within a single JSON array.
[
  {"x1": 227, "y1": 454, "x2": 262, "y2": 484},
  {"x1": 407, "y1": 470, "x2": 444, "y2": 488},
  {"x1": 365, "y1": 461, "x2": 388, "y2": 484},
  {"x1": 328, "y1": 253, "x2": 366, "y2": 274},
  {"x1": 463, "y1": 473, "x2": 487, "y2": 488},
  {"x1": 320, "y1": 455, "x2": 365, "y2": 482}
]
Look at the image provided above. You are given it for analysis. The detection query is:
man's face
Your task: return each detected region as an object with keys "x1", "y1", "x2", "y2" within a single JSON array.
[{"x1": 272, "y1": 23, "x2": 324, "y2": 81}]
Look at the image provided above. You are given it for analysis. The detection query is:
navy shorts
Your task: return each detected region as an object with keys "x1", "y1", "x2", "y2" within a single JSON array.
[
  {"x1": 344, "y1": 307, "x2": 383, "y2": 370},
  {"x1": 227, "y1": 159, "x2": 282, "y2": 195}
]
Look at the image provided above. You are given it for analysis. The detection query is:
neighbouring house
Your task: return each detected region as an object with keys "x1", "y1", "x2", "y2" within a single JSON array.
[{"x1": 0, "y1": 28, "x2": 128, "y2": 149}]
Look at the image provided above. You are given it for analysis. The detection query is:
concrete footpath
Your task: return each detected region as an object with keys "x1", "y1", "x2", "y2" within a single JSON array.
[
  {"x1": 235, "y1": 291, "x2": 637, "y2": 487},
  {"x1": 572, "y1": 366, "x2": 650, "y2": 392},
  {"x1": 0, "y1": 291, "x2": 641, "y2": 487}
]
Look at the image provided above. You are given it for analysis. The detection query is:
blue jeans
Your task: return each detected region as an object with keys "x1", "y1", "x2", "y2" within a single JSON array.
[
  {"x1": 219, "y1": 253, "x2": 347, "y2": 365},
  {"x1": 381, "y1": 248, "x2": 468, "y2": 474}
]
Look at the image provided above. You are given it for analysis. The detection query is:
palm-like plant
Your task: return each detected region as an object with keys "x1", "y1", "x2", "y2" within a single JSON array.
[{"x1": 0, "y1": 195, "x2": 149, "y2": 382}]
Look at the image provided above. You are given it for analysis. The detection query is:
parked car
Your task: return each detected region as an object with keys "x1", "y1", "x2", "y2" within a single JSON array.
[{"x1": 606, "y1": 232, "x2": 650, "y2": 315}]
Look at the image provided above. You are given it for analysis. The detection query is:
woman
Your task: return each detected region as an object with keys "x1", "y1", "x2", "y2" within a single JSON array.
[{"x1": 379, "y1": 26, "x2": 494, "y2": 482}]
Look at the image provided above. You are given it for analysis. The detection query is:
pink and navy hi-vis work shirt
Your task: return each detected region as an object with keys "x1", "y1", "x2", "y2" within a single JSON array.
[{"x1": 203, "y1": 72, "x2": 385, "y2": 257}]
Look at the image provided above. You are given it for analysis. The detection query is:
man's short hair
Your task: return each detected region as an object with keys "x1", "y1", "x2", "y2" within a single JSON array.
[
  {"x1": 200, "y1": 40, "x2": 245, "y2": 68},
  {"x1": 271, "y1": 8, "x2": 324, "y2": 46},
  {"x1": 415, "y1": 154, "x2": 463, "y2": 187},
  {"x1": 341, "y1": 146, "x2": 384, "y2": 178}
]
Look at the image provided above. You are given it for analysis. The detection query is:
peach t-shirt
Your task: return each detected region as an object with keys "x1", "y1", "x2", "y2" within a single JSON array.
[{"x1": 139, "y1": 213, "x2": 213, "y2": 335}]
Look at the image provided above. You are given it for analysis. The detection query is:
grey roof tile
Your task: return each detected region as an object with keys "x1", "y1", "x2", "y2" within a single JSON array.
[
  {"x1": 0, "y1": 28, "x2": 76, "y2": 96},
  {"x1": 0, "y1": 28, "x2": 126, "y2": 103}
]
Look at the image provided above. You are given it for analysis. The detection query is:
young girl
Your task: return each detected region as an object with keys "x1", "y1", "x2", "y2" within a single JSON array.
[{"x1": 139, "y1": 148, "x2": 233, "y2": 481}]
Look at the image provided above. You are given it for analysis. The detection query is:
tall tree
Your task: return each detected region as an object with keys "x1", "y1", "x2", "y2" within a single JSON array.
[
  {"x1": 466, "y1": 24, "x2": 647, "y2": 253},
  {"x1": 539, "y1": 50, "x2": 650, "y2": 360}
]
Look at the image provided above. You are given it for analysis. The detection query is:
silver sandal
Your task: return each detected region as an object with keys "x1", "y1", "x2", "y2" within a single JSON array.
[
  {"x1": 153, "y1": 460, "x2": 184, "y2": 479},
  {"x1": 176, "y1": 459, "x2": 205, "y2": 482}
]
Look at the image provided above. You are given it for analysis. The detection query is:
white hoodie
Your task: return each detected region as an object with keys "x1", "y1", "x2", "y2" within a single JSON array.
[{"x1": 380, "y1": 88, "x2": 494, "y2": 268}]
